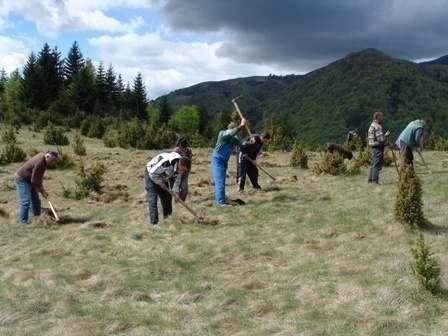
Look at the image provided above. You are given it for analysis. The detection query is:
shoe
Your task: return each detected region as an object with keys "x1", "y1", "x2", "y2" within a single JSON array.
[
  {"x1": 217, "y1": 202, "x2": 229, "y2": 207},
  {"x1": 151, "y1": 224, "x2": 160, "y2": 230}
]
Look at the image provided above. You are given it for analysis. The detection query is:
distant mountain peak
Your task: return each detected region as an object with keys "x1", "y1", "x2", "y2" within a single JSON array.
[{"x1": 420, "y1": 54, "x2": 448, "y2": 66}]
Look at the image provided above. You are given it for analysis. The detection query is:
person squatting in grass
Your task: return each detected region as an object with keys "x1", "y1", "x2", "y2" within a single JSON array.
[
  {"x1": 367, "y1": 111, "x2": 390, "y2": 184},
  {"x1": 144, "y1": 152, "x2": 191, "y2": 226},
  {"x1": 173, "y1": 137, "x2": 193, "y2": 201},
  {"x1": 211, "y1": 118, "x2": 247, "y2": 206},
  {"x1": 323, "y1": 143, "x2": 354, "y2": 160},
  {"x1": 236, "y1": 133, "x2": 270, "y2": 193},
  {"x1": 14, "y1": 151, "x2": 59, "y2": 224},
  {"x1": 396, "y1": 118, "x2": 428, "y2": 166}
]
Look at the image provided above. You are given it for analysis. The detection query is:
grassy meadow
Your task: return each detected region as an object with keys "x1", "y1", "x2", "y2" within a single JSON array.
[{"x1": 1, "y1": 129, "x2": 448, "y2": 335}]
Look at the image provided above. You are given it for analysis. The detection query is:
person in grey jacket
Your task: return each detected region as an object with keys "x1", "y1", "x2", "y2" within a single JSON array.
[{"x1": 144, "y1": 152, "x2": 191, "y2": 226}]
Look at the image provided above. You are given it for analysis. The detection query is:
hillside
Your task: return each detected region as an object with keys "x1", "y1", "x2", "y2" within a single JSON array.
[
  {"x1": 261, "y1": 49, "x2": 448, "y2": 144},
  {"x1": 158, "y1": 49, "x2": 448, "y2": 146},
  {"x1": 1, "y1": 131, "x2": 448, "y2": 335},
  {"x1": 157, "y1": 74, "x2": 302, "y2": 123}
]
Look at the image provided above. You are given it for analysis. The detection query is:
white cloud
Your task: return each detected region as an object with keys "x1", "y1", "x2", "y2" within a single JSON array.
[
  {"x1": 89, "y1": 32, "x2": 294, "y2": 98},
  {"x1": 0, "y1": 36, "x2": 29, "y2": 73},
  {"x1": 0, "y1": 0, "x2": 151, "y2": 35}
]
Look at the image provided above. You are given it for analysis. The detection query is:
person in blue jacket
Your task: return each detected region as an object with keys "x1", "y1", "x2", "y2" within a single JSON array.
[{"x1": 211, "y1": 118, "x2": 246, "y2": 206}]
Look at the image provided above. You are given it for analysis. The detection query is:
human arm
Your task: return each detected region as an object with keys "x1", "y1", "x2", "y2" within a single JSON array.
[{"x1": 415, "y1": 128, "x2": 424, "y2": 152}]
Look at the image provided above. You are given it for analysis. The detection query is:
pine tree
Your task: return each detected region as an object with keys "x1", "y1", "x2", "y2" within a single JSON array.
[
  {"x1": 0, "y1": 68, "x2": 7, "y2": 95},
  {"x1": 4, "y1": 70, "x2": 23, "y2": 115},
  {"x1": 94, "y1": 62, "x2": 108, "y2": 114},
  {"x1": 70, "y1": 60, "x2": 96, "y2": 113},
  {"x1": 121, "y1": 84, "x2": 134, "y2": 118},
  {"x1": 64, "y1": 41, "x2": 85, "y2": 83},
  {"x1": 158, "y1": 96, "x2": 172, "y2": 124},
  {"x1": 106, "y1": 64, "x2": 118, "y2": 113},
  {"x1": 36, "y1": 43, "x2": 64, "y2": 109},
  {"x1": 394, "y1": 164, "x2": 425, "y2": 227},
  {"x1": 22, "y1": 53, "x2": 42, "y2": 108},
  {"x1": 133, "y1": 73, "x2": 147, "y2": 119}
]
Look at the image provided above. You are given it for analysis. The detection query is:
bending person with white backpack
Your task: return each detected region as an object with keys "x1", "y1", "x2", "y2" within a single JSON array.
[{"x1": 144, "y1": 152, "x2": 191, "y2": 227}]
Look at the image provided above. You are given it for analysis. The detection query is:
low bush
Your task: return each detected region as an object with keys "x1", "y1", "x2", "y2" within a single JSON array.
[
  {"x1": 290, "y1": 141, "x2": 308, "y2": 168},
  {"x1": 43, "y1": 124, "x2": 69, "y2": 146},
  {"x1": 412, "y1": 233, "x2": 441, "y2": 293},
  {"x1": 313, "y1": 152, "x2": 347, "y2": 176}
]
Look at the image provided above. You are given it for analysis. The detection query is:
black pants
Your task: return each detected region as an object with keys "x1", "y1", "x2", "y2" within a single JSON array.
[
  {"x1": 236, "y1": 153, "x2": 260, "y2": 191},
  {"x1": 144, "y1": 169, "x2": 172, "y2": 224},
  {"x1": 368, "y1": 147, "x2": 384, "y2": 183}
]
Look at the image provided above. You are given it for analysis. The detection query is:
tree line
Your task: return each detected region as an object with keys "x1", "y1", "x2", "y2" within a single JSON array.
[{"x1": 0, "y1": 41, "x2": 232, "y2": 149}]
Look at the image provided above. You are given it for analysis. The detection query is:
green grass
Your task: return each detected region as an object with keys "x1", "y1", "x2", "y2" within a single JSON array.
[{"x1": 1, "y1": 128, "x2": 448, "y2": 335}]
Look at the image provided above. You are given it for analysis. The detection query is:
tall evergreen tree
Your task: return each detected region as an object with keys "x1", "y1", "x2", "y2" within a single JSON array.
[
  {"x1": 106, "y1": 64, "x2": 118, "y2": 112},
  {"x1": 133, "y1": 73, "x2": 147, "y2": 119},
  {"x1": 158, "y1": 96, "x2": 172, "y2": 124},
  {"x1": 0, "y1": 68, "x2": 7, "y2": 95},
  {"x1": 22, "y1": 53, "x2": 42, "y2": 108},
  {"x1": 95, "y1": 62, "x2": 108, "y2": 113},
  {"x1": 36, "y1": 43, "x2": 64, "y2": 109},
  {"x1": 69, "y1": 60, "x2": 96, "y2": 113},
  {"x1": 121, "y1": 83, "x2": 134, "y2": 118},
  {"x1": 65, "y1": 41, "x2": 85, "y2": 83}
]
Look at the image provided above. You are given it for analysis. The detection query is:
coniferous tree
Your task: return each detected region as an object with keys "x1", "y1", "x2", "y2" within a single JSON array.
[
  {"x1": 70, "y1": 60, "x2": 96, "y2": 113},
  {"x1": 94, "y1": 62, "x2": 108, "y2": 115},
  {"x1": 0, "y1": 68, "x2": 7, "y2": 95},
  {"x1": 121, "y1": 83, "x2": 134, "y2": 118},
  {"x1": 106, "y1": 64, "x2": 118, "y2": 113},
  {"x1": 158, "y1": 96, "x2": 172, "y2": 124},
  {"x1": 36, "y1": 43, "x2": 64, "y2": 109},
  {"x1": 22, "y1": 53, "x2": 42, "y2": 108},
  {"x1": 133, "y1": 73, "x2": 147, "y2": 119},
  {"x1": 64, "y1": 41, "x2": 85, "y2": 83}
]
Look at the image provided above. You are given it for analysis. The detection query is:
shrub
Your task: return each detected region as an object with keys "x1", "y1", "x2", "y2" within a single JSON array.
[
  {"x1": 0, "y1": 125, "x2": 26, "y2": 163},
  {"x1": 394, "y1": 164, "x2": 424, "y2": 227},
  {"x1": 412, "y1": 233, "x2": 441, "y2": 293},
  {"x1": 43, "y1": 124, "x2": 69, "y2": 146},
  {"x1": 353, "y1": 147, "x2": 371, "y2": 167},
  {"x1": 1, "y1": 124, "x2": 17, "y2": 143},
  {"x1": 72, "y1": 132, "x2": 87, "y2": 156},
  {"x1": 80, "y1": 116, "x2": 106, "y2": 138},
  {"x1": 103, "y1": 128, "x2": 120, "y2": 148},
  {"x1": 66, "y1": 162, "x2": 106, "y2": 199},
  {"x1": 313, "y1": 152, "x2": 347, "y2": 176},
  {"x1": 290, "y1": 141, "x2": 308, "y2": 168},
  {"x1": 1, "y1": 142, "x2": 26, "y2": 163},
  {"x1": 190, "y1": 131, "x2": 209, "y2": 148}
]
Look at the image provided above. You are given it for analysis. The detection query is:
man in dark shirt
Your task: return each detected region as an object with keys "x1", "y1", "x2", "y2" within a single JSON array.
[
  {"x1": 14, "y1": 151, "x2": 58, "y2": 224},
  {"x1": 236, "y1": 133, "x2": 270, "y2": 192}
]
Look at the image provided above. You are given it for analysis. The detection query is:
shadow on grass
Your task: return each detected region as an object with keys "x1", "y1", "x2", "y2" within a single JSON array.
[{"x1": 419, "y1": 219, "x2": 448, "y2": 235}]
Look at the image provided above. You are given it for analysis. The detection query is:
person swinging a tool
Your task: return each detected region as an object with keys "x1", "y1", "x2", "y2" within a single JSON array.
[
  {"x1": 211, "y1": 118, "x2": 246, "y2": 206},
  {"x1": 236, "y1": 133, "x2": 270, "y2": 193}
]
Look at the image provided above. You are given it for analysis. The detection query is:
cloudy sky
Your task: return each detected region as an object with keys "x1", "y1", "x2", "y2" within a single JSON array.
[{"x1": 1, "y1": 0, "x2": 448, "y2": 98}]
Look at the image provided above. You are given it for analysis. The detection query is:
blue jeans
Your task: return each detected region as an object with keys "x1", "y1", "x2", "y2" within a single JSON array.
[
  {"x1": 211, "y1": 148, "x2": 232, "y2": 205},
  {"x1": 14, "y1": 176, "x2": 41, "y2": 224}
]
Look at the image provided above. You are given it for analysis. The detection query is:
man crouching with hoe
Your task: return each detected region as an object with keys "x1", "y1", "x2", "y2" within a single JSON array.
[
  {"x1": 14, "y1": 151, "x2": 59, "y2": 224},
  {"x1": 144, "y1": 152, "x2": 191, "y2": 228}
]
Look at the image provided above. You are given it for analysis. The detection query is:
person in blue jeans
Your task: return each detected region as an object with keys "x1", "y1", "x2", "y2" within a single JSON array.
[
  {"x1": 211, "y1": 118, "x2": 246, "y2": 206},
  {"x1": 14, "y1": 151, "x2": 58, "y2": 224}
]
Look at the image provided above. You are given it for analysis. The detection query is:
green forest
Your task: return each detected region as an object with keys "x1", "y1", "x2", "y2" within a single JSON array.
[{"x1": 2, "y1": 44, "x2": 448, "y2": 149}]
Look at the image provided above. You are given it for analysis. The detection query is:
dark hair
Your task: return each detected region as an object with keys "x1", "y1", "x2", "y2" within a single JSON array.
[
  {"x1": 373, "y1": 111, "x2": 383, "y2": 120},
  {"x1": 228, "y1": 121, "x2": 238, "y2": 129},
  {"x1": 261, "y1": 132, "x2": 270, "y2": 140},
  {"x1": 46, "y1": 150, "x2": 59, "y2": 159},
  {"x1": 176, "y1": 136, "x2": 190, "y2": 148},
  {"x1": 178, "y1": 157, "x2": 191, "y2": 171}
]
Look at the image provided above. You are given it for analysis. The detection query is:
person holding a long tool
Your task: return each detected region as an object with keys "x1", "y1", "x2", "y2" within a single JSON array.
[
  {"x1": 237, "y1": 133, "x2": 270, "y2": 193},
  {"x1": 14, "y1": 151, "x2": 59, "y2": 224},
  {"x1": 144, "y1": 152, "x2": 191, "y2": 227},
  {"x1": 211, "y1": 119, "x2": 246, "y2": 206},
  {"x1": 396, "y1": 118, "x2": 429, "y2": 166}
]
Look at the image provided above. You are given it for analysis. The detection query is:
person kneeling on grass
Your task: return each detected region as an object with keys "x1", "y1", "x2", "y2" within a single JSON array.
[
  {"x1": 144, "y1": 152, "x2": 191, "y2": 227},
  {"x1": 14, "y1": 151, "x2": 59, "y2": 224},
  {"x1": 236, "y1": 133, "x2": 270, "y2": 193},
  {"x1": 211, "y1": 118, "x2": 246, "y2": 206}
]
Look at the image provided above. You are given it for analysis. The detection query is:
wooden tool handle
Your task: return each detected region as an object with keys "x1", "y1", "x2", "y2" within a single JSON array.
[
  {"x1": 245, "y1": 156, "x2": 276, "y2": 181},
  {"x1": 48, "y1": 200, "x2": 60, "y2": 221},
  {"x1": 232, "y1": 98, "x2": 252, "y2": 136}
]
